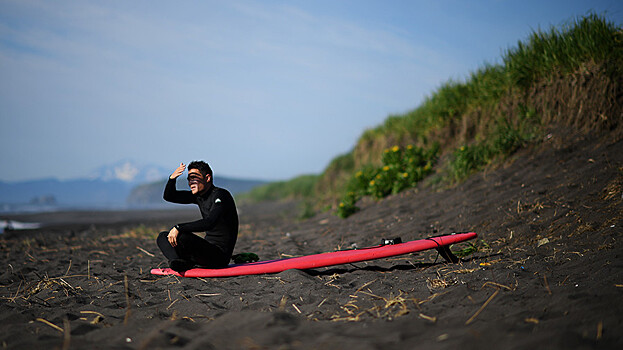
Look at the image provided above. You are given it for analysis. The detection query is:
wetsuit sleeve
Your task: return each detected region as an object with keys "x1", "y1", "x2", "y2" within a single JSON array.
[{"x1": 163, "y1": 178, "x2": 196, "y2": 204}]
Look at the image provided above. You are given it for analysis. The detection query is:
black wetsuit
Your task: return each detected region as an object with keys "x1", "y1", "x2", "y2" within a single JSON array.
[{"x1": 156, "y1": 178, "x2": 239, "y2": 268}]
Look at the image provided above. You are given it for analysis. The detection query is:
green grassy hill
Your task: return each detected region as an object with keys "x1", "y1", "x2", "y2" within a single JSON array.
[{"x1": 241, "y1": 14, "x2": 623, "y2": 218}]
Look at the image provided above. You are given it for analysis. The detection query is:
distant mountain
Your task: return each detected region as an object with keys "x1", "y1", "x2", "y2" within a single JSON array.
[
  {"x1": 0, "y1": 160, "x2": 165, "y2": 210},
  {"x1": 0, "y1": 160, "x2": 267, "y2": 212},
  {"x1": 126, "y1": 177, "x2": 268, "y2": 206}
]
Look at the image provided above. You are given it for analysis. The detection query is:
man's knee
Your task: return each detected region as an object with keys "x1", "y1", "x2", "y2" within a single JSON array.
[{"x1": 176, "y1": 232, "x2": 195, "y2": 246}]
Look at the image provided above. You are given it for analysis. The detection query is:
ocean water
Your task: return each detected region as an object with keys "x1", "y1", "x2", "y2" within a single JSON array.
[
  {"x1": 0, "y1": 203, "x2": 61, "y2": 215},
  {"x1": 0, "y1": 202, "x2": 171, "y2": 215},
  {"x1": 0, "y1": 219, "x2": 41, "y2": 234}
]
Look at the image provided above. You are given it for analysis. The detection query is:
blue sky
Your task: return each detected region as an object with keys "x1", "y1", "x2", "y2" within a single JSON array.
[{"x1": 1, "y1": 0, "x2": 621, "y2": 182}]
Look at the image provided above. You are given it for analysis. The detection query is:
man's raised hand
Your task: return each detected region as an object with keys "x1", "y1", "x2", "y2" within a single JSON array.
[{"x1": 170, "y1": 163, "x2": 186, "y2": 180}]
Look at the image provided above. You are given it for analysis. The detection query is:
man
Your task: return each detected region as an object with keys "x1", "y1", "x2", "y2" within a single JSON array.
[{"x1": 156, "y1": 161, "x2": 239, "y2": 272}]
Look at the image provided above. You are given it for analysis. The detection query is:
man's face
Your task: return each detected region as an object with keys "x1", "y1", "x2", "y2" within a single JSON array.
[{"x1": 187, "y1": 169, "x2": 210, "y2": 195}]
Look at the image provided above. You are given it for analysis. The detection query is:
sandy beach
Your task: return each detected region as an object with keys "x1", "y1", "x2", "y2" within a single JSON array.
[{"x1": 1, "y1": 132, "x2": 622, "y2": 349}]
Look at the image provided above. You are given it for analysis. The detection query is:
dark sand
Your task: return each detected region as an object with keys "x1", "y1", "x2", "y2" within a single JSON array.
[{"x1": 1, "y1": 132, "x2": 622, "y2": 349}]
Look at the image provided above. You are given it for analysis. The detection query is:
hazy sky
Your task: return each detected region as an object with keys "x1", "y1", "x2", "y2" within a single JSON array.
[{"x1": 1, "y1": 0, "x2": 621, "y2": 182}]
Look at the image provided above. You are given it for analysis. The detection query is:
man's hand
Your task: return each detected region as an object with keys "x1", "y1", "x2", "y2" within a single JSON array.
[
  {"x1": 168, "y1": 226, "x2": 180, "y2": 247},
  {"x1": 170, "y1": 163, "x2": 186, "y2": 180}
]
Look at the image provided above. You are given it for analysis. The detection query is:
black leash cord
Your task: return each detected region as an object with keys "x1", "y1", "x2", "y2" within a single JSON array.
[{"x1": 425, "y1": 237, "x2": 442, "y2": 264}]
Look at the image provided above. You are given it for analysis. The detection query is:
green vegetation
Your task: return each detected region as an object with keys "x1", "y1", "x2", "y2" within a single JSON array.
[
  {"x1": 236, "y1": 174, "x2": 319, "y2": 202},
  {"x1": 448, "y1": 105, "x2": 541, "y2": 181},
  {"x1": 236, "y1": 174, "x2": 320, "y2": 220},
  {"x1": 240, "y1": 14, "x2": 622, "y2": 218},
  {"x1": 337, "y1": 144, "x2": 438, "y2": 218},
  {"x1": 504, "y1": 13, "x2": 622, "y2": 89},
  {"x1": 452, "y1": 240, "x2": 491, "y2": 258}
]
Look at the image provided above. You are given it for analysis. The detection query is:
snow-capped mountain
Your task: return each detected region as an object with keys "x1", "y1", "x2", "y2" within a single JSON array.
[{"x1": 89, "y1": 160, "x2": 170, "y2": 183}]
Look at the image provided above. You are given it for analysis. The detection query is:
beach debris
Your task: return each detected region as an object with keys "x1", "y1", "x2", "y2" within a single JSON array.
[
  {"x1": 418, "y1": 313, "x2": 437, "y2": 323},
  {"x1": 136, "y1": 246, "x2": 155, "y2": 257},
  {"x1": 543, "y1": 274, "x2": 552, "y2": 295},
  {"x1": 167, "y1": 299, "x2": 179, "y2": 310},
  {"x1": 330, "y1": 279, "x2": 416, "y2": 322},
  {"x1": 319, "y1": 273, "x2": 342, "y2": 288},
  {"x1": 261, "y1": 276, "x2": 286, "y2": 285},
  {"x1": 317, "y1": 298, "x2": 327, "y2": 308},
  {"x1": 465, "y1": 281, "x2": 512, "y2": 325},
  {"x1": 465, "y1": 289, "x2": 500, "y2": 325},
  {"x1": 80, "y1": 311, "x2": 105, "y2": 324},
  {"x1": 278, "y1": 295, "x2": 288, "y2": 311},
  {"x1": 63, "y1": 259, "x2": 72, "y2": 276},
  {"x1": 481, "y1": 281, "x2": 513, "y2": 291},
  {"x1": 35, "y1": 317, "x2": 63, "y2": 333},
  {"x1": 62, "y1": 318, "x2": 71, "y2": 350},
  {"x1": 426, "y1": 278, "x2": 448, "y2": 291},
  {"x1": 437, "y1": 334, "x2": 450, "y2": 341},
  {"x1": 123, "y1": 275, "x2": 131, "y2": 324},
  {"x1": 524, "y1": 317, "x2": 539, "y2": 324}
]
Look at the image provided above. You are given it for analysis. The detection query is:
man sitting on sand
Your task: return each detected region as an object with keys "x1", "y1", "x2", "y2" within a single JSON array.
[{"x1": 156, "y1": 161, "x2": 239, "y2": 272}]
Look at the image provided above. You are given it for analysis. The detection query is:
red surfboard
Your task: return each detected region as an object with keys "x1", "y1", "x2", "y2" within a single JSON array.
[{"x1": 151, "y1": 232, "x2": 477, "y2": 278}]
